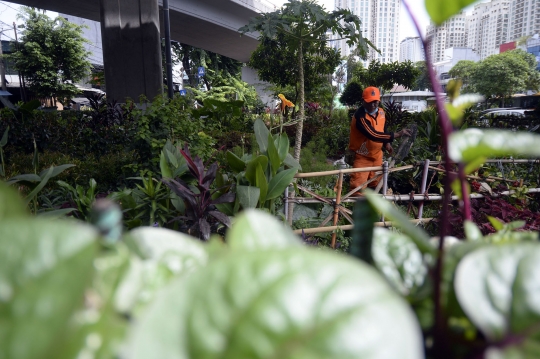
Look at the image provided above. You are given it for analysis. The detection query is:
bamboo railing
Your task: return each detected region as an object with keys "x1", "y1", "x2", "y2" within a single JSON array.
[{"x1": 286, "y1": 159, "x2": 540, "y2": 248}]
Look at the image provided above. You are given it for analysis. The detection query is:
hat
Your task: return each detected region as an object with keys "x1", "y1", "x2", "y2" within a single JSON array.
[{"x1": 362, "y1": 86, "x2": 380, "y2": 102}]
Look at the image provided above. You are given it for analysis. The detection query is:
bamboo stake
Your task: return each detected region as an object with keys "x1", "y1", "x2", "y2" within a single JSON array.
[
  {"x1": 330, "y1": 172, "x2": 344, "y2": 248},
  {"x1": 294, "y1": 218, "x2": 435, "y2": 235},
  {"x1": 294, "y1": 166, "x2": 382, "y2": 178}
]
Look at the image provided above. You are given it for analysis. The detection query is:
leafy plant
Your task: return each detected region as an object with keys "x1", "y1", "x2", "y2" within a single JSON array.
[
  {"x1": 6, "y1": 139, "x2": 75, "y2": 215},
  {"x1": 240, "y1": 0, "x2": 374, "y2": 161},
  {"x1": 0, "y1": 180, "x2": 425, "y2": 359},
  {"x1": 162, "y1": 144, "x2": 234, "y2": 240},
  {"x1": 57, "y1": 178, "x2": 99, "y2": 220},
  {"x1": 225, "y1": 118, "x2": 300, "y2": 214}
]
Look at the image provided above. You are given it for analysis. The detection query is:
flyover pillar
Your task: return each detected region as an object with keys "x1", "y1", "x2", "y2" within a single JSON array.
[{"x1": 99, "y1": 0, "x2": 163, "y2": 102}]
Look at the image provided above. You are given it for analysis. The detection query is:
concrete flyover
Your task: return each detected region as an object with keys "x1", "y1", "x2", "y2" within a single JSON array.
[{"x1": 4, "y1": 0, "x2": 272, "y2": 101}]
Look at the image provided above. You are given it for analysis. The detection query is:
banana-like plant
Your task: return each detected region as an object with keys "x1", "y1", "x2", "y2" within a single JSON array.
[{"x1": 224, "y1": 118, "x2": 301, "y2": 215}]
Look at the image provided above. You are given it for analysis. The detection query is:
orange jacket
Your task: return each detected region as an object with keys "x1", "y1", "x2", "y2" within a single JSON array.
[{"x1": 348, "y1": 107, "x2": 394, "y2": 161}]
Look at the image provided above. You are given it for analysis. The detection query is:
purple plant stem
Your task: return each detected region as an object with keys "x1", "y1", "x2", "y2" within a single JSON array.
[
  {"x1": 401, "y1": 1, "x2": 460, "y2": 357},
  {"x1": 459, "y1": 163, "x2": 472, "y2": 220}
]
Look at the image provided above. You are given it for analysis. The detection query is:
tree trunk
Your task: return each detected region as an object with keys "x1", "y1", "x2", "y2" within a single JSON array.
[{"x1": 288, "y1": 40, "x2": 305, "y2": 225}]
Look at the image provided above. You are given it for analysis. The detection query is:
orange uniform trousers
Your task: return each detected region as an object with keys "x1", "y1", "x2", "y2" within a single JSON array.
[{"x1": 350, "y1": 152, "x2": 382, "y2": 191}]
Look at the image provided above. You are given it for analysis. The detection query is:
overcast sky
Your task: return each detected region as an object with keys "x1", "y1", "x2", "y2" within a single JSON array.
[
  {"x1": 269, "y1": 0, "x2": 432, "y2": 41},
  {"x1": 0, "y1": 0, "x2": 482, "y2": 45}
]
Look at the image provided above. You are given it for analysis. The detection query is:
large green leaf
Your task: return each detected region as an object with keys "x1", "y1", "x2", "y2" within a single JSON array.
[
  {"x1": 245, "y1": 155, "x2": 268, "y2": 186},
  {"x1": 454, "y1": 243, "x2": 540, "y2": 342},
  {"x1": 38, "y1": 164, "x2": 76, "y2": 179},
  {"x1": 284, "y1": 153, "x2": 301, "y2": 170},
  {"x1": 267, "y1": 133, "x2": 280, "y2": 176},
  {"x1": 115, "y1": 227, "x2": 208, "y2": 315},
  {"x1": 425, "y1": 0, "x2": 478, "y2": 26},
  {"x1": 0, "y1": 182, "x2": 27, "y2": 219},
  {"x1": 372, "y1": 227, "x2": 428, "y2": 296},
  {"x1": 449, "y1": 129, "x2": 540, "y2": 164},
  {"x1": 0, "y1": 219, "x2": 99, "y2": 359},
  {"x1": 350, "y1": 198, "x2": 378, "y2": 264},
  {"x1": 7, "y1": 173, "x2": 42, "y2": 184},
  {"x1": 266, "y1": 167, "x2": 297, "y2": 201},
  {"x1": 24, "y1": 166, "x2": 54, "y2": 206},
  {"x1": 160, "y1": 151, "x2": 173, "y2": 179},
  {"x1": 237, "y1": 185, "x2": 260, "y2": 209},
  {"x1": 277, "y1": 133, "x2": 289, "y2": 162},
  {"x1": 226, "y1": 209, "x2": 302, "y2": 250},
  {"x1": 129, "y1": 249, "x2": 424, "y2": 359},
  {"x1": 254, "y1": 118, "x2": 270, "y2": 153},
  {"x1": 364, "y1": 190, "x2": 436, "y2": 256},
  {"x1": 255, "y1": 163, "x2": 268, "y2": 205},
  {"x1": 226, "y1": 151, "x2": 246, "y2": 173}
]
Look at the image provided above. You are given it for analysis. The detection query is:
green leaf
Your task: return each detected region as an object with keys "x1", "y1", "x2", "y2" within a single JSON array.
[
  {"x1": 254, "y1": 118, "x2": 270, "y2": 153},
  {"x1": 284, "y1": 152, "x2": 302, "y2": 170},
  {"x1": 350, "y1": 198, "x2": 378, "y2": 264},
  {"x1": 24, "y1": 166, "x2": 54, "y2": 206},
  {"x1": 372, "y1": 228, "x2": 428, "y2": 296},
  {"x1": 237, "y1": 185, "x2": 260, "y2": 209},
  {"x1": 266, "y1": 167, "x2": 297, "y2": 201},
  {"x1": 129, "y1": 248, "x2": 423, "y2": 359},
  {"x1": 267, "y1": 133, "x2": 280, "y2": 176},
  {"x1": 464, "y1": 220, "x2": 483, "y2": 241},
  {"x1": 364, "y1": 190, "x2": 436, "y2": 256},
  {"x1": 116, "y1": 227, "x2": 208, "y2": 314},
  {"x1": 166, "y1": 149, "x2": 179, "y2": 168},
  {"x1": 160, "y1": 151, "x2": 173, "y2": 179},
  {"x1": 38, "y1": 164, "x2": 76, "y2": 179},
  {"x1": 0, "y1": 219, "x2": 98, "y2": 359},
  {"x1": 464, "y1": 156, "x2": 487, "y2": 175},
  {"x1": 449, "y1": 129, "x2": 540, "y2": 164},
  {"x1": 454, "y1": 243, "x2": 540, "y2": 341},
  {"x1": 255, "y1": 163, "x2": 268, "y2": 205},
  {"x1": 0, "y1": 181, "x2": 27, "y2": 220},
  {"x1": 487, "y1": 216, "x2": 505, "y2": 231},
  {"x1": 245, "y1": 155, "x2": 268, "y2": 186},
  {"x1": 226, "y1": 151, "x2": 246, "y2": 172},
  {"x1": 226, "y1": 209, "x2": 302, "y2": 250},
  {"x1": 426, "y1": 0, "x2": 478, "y2": 25},
  {"x1": 37, "y1": 208, "x2": 77, "y2": 218},
  {"x1": 0, "y1": 125, "x2": 8, "y2": 147},
  {"x1": 6, "y1": 173, "x2": 42, "y2": 184},
  {"x1": 277, "y1": 133, "x2": 289, "y2": 162}
]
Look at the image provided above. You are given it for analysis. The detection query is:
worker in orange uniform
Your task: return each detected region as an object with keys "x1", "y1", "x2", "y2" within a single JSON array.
[{"x1": 348, "y1": 86, "x2": 410, "y2": 193}]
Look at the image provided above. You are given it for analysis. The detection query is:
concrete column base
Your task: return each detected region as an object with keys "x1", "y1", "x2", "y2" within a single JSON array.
[{"x1": 100, "y1": 0, "x2": 163, "y2": 102}]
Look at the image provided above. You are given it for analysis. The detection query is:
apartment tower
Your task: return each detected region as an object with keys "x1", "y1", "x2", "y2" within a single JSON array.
[
  {"x1": 399, "y1": 36, "x2": 425, "y2": 62},
  {"x1": 333, "y1": 0, "x2": 401, "y2": 64}
]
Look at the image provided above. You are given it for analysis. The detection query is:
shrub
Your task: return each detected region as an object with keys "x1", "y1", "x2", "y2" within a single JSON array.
[{"x1": 6, "y1": 150, "x2": 137, "y2": 192}]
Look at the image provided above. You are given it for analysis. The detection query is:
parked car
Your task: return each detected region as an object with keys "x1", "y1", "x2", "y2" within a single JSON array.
[{"x1": 478, "y1": 108, "x2": 536, "y2": 130}]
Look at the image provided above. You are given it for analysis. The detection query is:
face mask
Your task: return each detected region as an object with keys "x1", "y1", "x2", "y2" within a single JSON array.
[{"x1": 367, "y1": 108, "x2": 378, "y2": 116}]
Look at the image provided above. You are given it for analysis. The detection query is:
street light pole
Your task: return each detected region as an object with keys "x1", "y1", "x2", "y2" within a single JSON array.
[
  {"x1": 163, "y1": 0, "x2": 174, "y2": 99},
  {"x1": 0, "y1": 28, "x2": 7, "y2": 91}
]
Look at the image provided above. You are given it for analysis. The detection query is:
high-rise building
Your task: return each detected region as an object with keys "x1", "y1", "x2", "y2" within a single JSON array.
[
  {"x1": 399, "y1": 37, "x2": 425, "y2": 62},
  {"x1": 333, "y1": 0, "x2": 401, "y2": 64},
  {"x1": 508, "y1": 0, "x2": 540, "y2": 41},
  {"x1": 466, "y1": 0, "x2": 510, "y2": 59},
  {"x1": 426, "y1": 12, "x2": 467, "y2": 63}
]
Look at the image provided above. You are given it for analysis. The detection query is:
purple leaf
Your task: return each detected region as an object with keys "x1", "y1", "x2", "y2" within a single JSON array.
[
  {"x1": 211, "y1": 192, "x2": 235, "y2": 204},
  {"x1": 202, "y1": 163, "x2": 218, "y2": 189},
  {"x1": 199, "y1": 218, "x2": 211, "y2": 240},
  {"x1": 208, "y1": 210, "x2": 231, "y2": 227}
]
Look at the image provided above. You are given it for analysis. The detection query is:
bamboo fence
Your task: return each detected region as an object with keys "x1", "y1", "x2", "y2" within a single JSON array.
[{"x1": 286, "y1": 159, "x2": 540, "y2": 248}]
